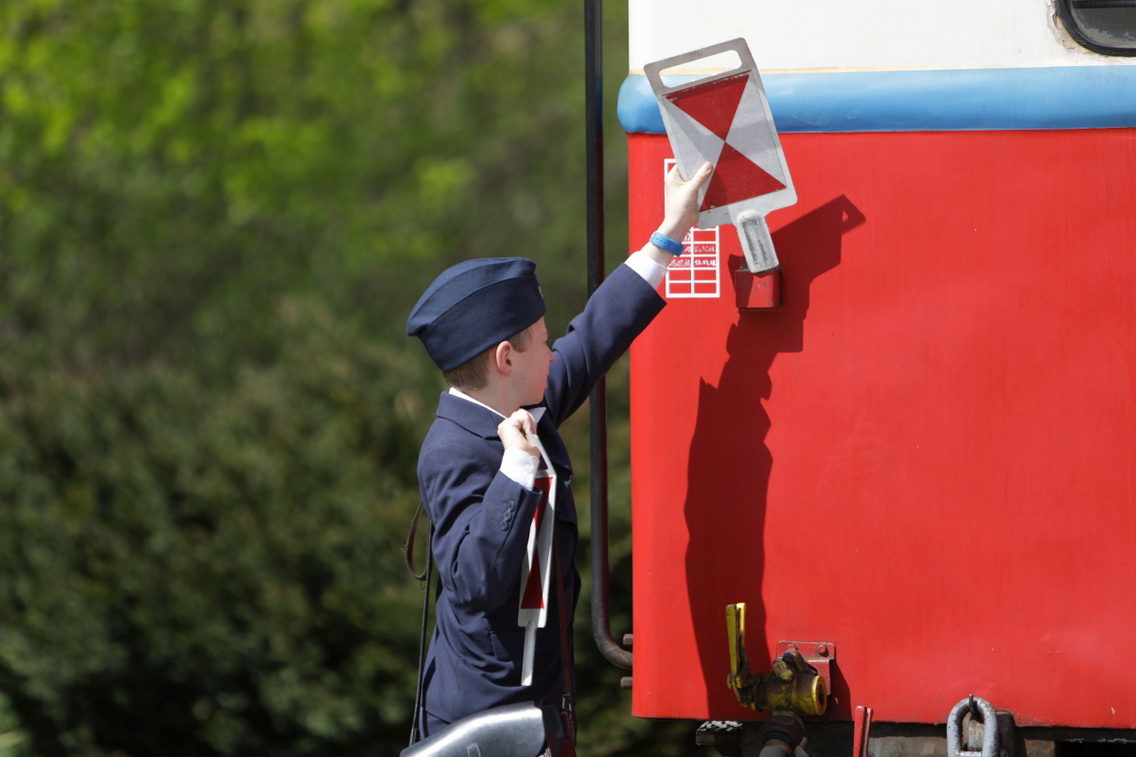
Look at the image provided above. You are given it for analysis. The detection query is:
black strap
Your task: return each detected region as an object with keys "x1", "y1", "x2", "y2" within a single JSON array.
[
  {"x1": 404, "y1": 500, "x2": 428, "y2": 580},
  {"x1": 406, "y1": 502, "x2": 434, "y2": 747},
  {"x1": 552, "y1": 535, "x2": 576, "y2": 745}
]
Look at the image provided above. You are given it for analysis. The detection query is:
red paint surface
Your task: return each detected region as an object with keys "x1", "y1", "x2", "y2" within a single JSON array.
[{"x1": 627, "y1": 130, "x2": 1136, "y2": 727}]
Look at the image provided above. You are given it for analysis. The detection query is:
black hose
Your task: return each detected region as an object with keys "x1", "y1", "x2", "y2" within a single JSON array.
[
  {"x1": 759, "y1": 740, "x2": 793, "y2": 757},
  {"x1": 584, "y1": 0, "x2": 632, "y2": 671}
]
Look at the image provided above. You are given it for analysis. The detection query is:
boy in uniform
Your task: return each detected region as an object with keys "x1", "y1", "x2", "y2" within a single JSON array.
[{"x1": 406, "y1": 162, "x2": 712, "y2": 739}]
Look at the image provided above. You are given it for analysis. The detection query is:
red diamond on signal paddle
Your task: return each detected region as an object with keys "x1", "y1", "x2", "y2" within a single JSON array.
[
  {"x1": 520, "y1": 559, "x2": 543, "y2": 609},
  {"x1": 700, "y1": 142, "x2": 787, "y2": 212},
  {"x1": 519, "y1": 477, "x2": 552, "y2": 610},
  {"x1": 666, "y1": 73, "x2": 749, "y2": 141}
]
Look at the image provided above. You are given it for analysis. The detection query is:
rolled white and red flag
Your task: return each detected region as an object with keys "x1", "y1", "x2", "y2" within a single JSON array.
[{"x1": 517, "y1": 434, "x2": 556, "y2": 687}]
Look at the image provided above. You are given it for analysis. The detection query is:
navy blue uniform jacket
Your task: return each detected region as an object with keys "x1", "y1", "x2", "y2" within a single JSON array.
[{"x1": 418, "y1": 263, "x2": 665, "y2": 728}]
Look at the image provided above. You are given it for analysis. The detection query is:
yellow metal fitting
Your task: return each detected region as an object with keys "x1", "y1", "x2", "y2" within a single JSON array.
[
  {"x1": 725, "y1": 603, "x2": 828, "y2": 718},
  {"x1": 753, "y1": 648, "x2": 827, "y2": 717},
  {"x1": 726, "y1": 603, "x2": 756, "y2": 706}
]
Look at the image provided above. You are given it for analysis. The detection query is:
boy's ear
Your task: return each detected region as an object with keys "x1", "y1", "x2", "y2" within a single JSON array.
[{"x1": 493, "y1": 340, "x2": 513, "y2": 377}]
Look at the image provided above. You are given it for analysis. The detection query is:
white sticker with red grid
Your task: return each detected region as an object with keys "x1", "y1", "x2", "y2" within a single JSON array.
[{"x1": 664, "y1": 158, "x2": 720, "y2": 299}]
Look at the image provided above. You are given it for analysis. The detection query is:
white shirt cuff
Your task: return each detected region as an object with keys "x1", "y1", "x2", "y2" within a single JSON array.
[
  {"x1": 625, "y1": 249, "x2": 669, "y2": 289},
  {"x1": 501, "y1": 448, "x2": 539, "y2": 490}
]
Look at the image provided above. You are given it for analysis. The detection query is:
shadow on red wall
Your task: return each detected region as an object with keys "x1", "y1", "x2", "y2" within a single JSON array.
[{"x1": 683, "y1": 195, "x2": 865, "y2": 717}]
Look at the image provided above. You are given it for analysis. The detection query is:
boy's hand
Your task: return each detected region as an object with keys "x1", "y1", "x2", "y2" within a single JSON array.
[
  {"x1": 498, "y1": 409, "x2": 539, "y2": 458},
  {"x1": 658, "y1": 161, "x2": 713, "y2": 244}
]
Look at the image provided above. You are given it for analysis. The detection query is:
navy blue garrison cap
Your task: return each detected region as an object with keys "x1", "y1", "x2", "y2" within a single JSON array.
[{"x1": 406, "y1": 257, "x2": 546, "y2": 371}]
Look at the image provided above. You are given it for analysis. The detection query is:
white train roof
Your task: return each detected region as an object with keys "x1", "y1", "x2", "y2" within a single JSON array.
[{"x1": 628, "y1": 0, "x2": 1134, "y2": 73}]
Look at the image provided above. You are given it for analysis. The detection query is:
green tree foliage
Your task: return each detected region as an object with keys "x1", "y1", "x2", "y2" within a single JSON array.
[
  {"x1": 0, "y1": 0, "x2": 700, "y2": 754},
  {"x1": 0, "y1": 0, "x2": 607, "y2": 375}
]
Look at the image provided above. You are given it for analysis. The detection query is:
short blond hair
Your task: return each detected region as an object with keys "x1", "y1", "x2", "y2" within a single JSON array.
[{"x1": 443, "y1": 325, "x2": 533, "y2": 391}]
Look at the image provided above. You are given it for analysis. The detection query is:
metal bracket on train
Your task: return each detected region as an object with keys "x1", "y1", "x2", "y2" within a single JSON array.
[
  {"x1": 726, "y1": 603, "x2": 830, "y2": 719},
  {"x1": 948, "y1": 696, "x2": 1022, "y2": 757},
  {"x1": 734, "y1": 266, "x2": 782, "y2": 310}
]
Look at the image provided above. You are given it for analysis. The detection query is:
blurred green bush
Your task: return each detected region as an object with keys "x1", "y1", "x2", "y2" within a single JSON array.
[{"x1": 0, "y1": 301, "x2": 431, "y2": 754}]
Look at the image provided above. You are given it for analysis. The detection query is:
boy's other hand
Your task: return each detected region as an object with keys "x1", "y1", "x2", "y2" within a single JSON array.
[
  {"x1": 658, "y1": 161, "x2": 713, "y2": 243},
  {"x1": 498, "y1": 409, "x2": 539, "y2": 458}
]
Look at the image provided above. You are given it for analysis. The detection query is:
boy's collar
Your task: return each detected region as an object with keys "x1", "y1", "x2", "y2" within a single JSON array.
[
  {"x1": 448, "y1": 387, "x2": 546, "y2": 424},
  {"x1": 440, "y1": 389, "x2": 546, "y2": 439},
  {"x1": 447, "y1": 386, "x2": 505, "y2": 419}
]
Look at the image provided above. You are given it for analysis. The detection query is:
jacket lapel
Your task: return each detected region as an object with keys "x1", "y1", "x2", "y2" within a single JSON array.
[
  {"x1": 536, "y1": 412, "x2": 575, "y2": 524},
  {"x1": 536, "y1": 412, "x2": 572, "y2": 474}
]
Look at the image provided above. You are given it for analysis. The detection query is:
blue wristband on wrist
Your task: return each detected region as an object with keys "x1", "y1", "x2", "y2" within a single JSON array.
[{"x1": 650, "y1": 231, "x2": 685, "y2": 256}]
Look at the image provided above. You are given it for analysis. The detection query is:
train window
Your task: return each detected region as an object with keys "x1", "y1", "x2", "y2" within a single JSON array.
[{"x1": 1058, "y1": 0, "x2": 1136, "y2": 55}]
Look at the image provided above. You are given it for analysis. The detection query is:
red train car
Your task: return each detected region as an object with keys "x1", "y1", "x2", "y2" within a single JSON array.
[{"x1": 613, "y1": 1, "x2": 1136, "y2": 754}]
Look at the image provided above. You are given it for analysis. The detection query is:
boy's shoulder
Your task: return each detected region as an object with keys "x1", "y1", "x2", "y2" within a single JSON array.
[{"x1": 418, "y1": 392, "x2": 502, "y2": 470}]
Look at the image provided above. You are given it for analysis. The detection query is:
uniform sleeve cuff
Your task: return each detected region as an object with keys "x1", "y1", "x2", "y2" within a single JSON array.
[
  {"x1": 500, "y1": 448, "x2": 539, "y2": 490},
  {"x1": 625, "y1": 249, "x2": 669, "y2": 289}
]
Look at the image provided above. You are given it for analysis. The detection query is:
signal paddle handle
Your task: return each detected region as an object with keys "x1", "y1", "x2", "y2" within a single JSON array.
[{"x1": 738, "y1": 211, "x2": 779, "y2": 273}]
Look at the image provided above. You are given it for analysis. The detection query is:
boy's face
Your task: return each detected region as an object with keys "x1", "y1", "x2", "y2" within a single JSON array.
[{"x1": 512, "y1": 317, "x2": 555, "y2": 407}]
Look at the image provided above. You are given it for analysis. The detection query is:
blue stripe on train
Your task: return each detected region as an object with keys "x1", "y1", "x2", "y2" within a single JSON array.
[{"x1": 618, "y1": 66, "x2": 1136, "y2": 133}]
